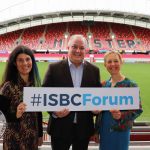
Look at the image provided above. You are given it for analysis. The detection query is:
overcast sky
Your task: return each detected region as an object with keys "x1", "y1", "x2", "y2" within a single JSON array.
[
  {"x1": 0, "y1": 0, "x2": 30, "y2": 11},
  {"x1": 0, "y1": 0, "x2": 150, "y2": 23}
]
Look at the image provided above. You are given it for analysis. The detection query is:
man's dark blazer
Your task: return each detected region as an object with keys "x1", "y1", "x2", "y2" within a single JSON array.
[{"x1": 42, "y1": 59, "x2": 101, "y2": 139}]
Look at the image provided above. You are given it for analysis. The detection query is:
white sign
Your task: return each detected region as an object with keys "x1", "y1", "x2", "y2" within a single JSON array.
[
  {"x1": 0, "y1": 111, "x2": 6, "y2": 138},
  {"x1": 23, "y1": 87, "x2": 140, "y2": 111}
]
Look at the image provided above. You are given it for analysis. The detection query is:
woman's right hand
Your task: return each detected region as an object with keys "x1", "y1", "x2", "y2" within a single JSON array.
[
  {"x1": 110, "y1": 109, "x2": 121, "y2": 120},
  {"x1": 16, "y1": 102, "x2": 26, "y2": 118}
]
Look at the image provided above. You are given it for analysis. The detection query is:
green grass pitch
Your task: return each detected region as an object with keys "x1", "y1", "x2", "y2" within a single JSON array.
[{"x1": 0, "y1": 62, "x2": 149, "y2": 121}]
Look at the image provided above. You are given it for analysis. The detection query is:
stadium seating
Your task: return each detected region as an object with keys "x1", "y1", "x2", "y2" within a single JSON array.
[
  {"x1": 41, "y1": 23, "x2": 67, "y2": 50},
  {"x1": 90, "y1": 22, "x2": 110, "y2": 51},
  {"x1": 0, "y1": 22, "x2": 150, "y2": 53},
  {"x1": 68, "y1": 22, "x2": 88, "y2": 37},
  {"x1": 21, "y1": 26, "x2": 45, "y2": 50},
  {"x1": 132, "y1": 26, "x2": 150, "y2": 51},
  {"x1": 0, "y1": 30, "x2": 21, "y2": 51}
]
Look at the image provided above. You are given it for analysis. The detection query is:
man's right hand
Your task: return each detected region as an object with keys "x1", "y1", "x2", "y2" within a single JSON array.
[{"x1": 53, "y1": 109, "x2": 70, "y2": 118}]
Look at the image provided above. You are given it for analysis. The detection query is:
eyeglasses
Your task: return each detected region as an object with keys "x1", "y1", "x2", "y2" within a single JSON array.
[{"x1": 71, "y1": 45, "x2": 85, "y2": 51}]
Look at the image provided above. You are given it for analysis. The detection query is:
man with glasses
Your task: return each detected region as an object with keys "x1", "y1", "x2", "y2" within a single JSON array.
[{"x1": 43, "y1": 34, "x2": 101, "y2": 150}]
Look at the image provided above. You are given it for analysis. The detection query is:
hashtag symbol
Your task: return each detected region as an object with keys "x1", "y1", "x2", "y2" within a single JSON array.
[{"x1": 30, "y1": 94, "x2": 42, "y2": 106}]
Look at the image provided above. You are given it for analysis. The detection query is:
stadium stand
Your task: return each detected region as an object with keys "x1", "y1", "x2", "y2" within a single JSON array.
[
  {"x1": 21, "y1": 26, "x2": 45, "y2": 50},
  {"x1": 90, "y1": 22, "x2": 110, "y2": 51},
  {"x1": 110, "y1": 23, "x2": 135, "y2": 50},
  {"x1": 1, "y1": 22, "x2": 150, "y2": 55},
  {"x1": 68, "y1": 22, "x2": 88, "y2": 37},
  {"x1": 41, "y1": 23, "x2": 67, "y2": 50},
  {"x1": 132, "y1": 26, "x2": 150, "y2": 51},
  {"x1": 0, "y1": 30, "x2": 21, "y2": 52}
]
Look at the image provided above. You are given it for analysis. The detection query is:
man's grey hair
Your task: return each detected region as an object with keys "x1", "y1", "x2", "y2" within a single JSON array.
[{"x1": 67, "y1": 34, "x2": 88, "y2": 48}]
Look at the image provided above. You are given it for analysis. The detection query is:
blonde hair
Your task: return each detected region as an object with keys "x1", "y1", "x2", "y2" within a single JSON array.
[{"x1": 104, "y1": 51, "x2": 123, "y2": 63}]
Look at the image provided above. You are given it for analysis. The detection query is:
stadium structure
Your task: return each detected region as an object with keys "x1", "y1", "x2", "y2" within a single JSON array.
[
  {"x1": 0, "y1": 0, "x2": 150, "y2": 149},
  {"x1": 0, "y1": 0, "x2": 150, "y2": 63}
]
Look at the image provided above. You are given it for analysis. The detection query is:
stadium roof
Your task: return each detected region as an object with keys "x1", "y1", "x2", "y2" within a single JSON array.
[{"x1": 0, "y1": 0, "x2": 150, "y2": 34}]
